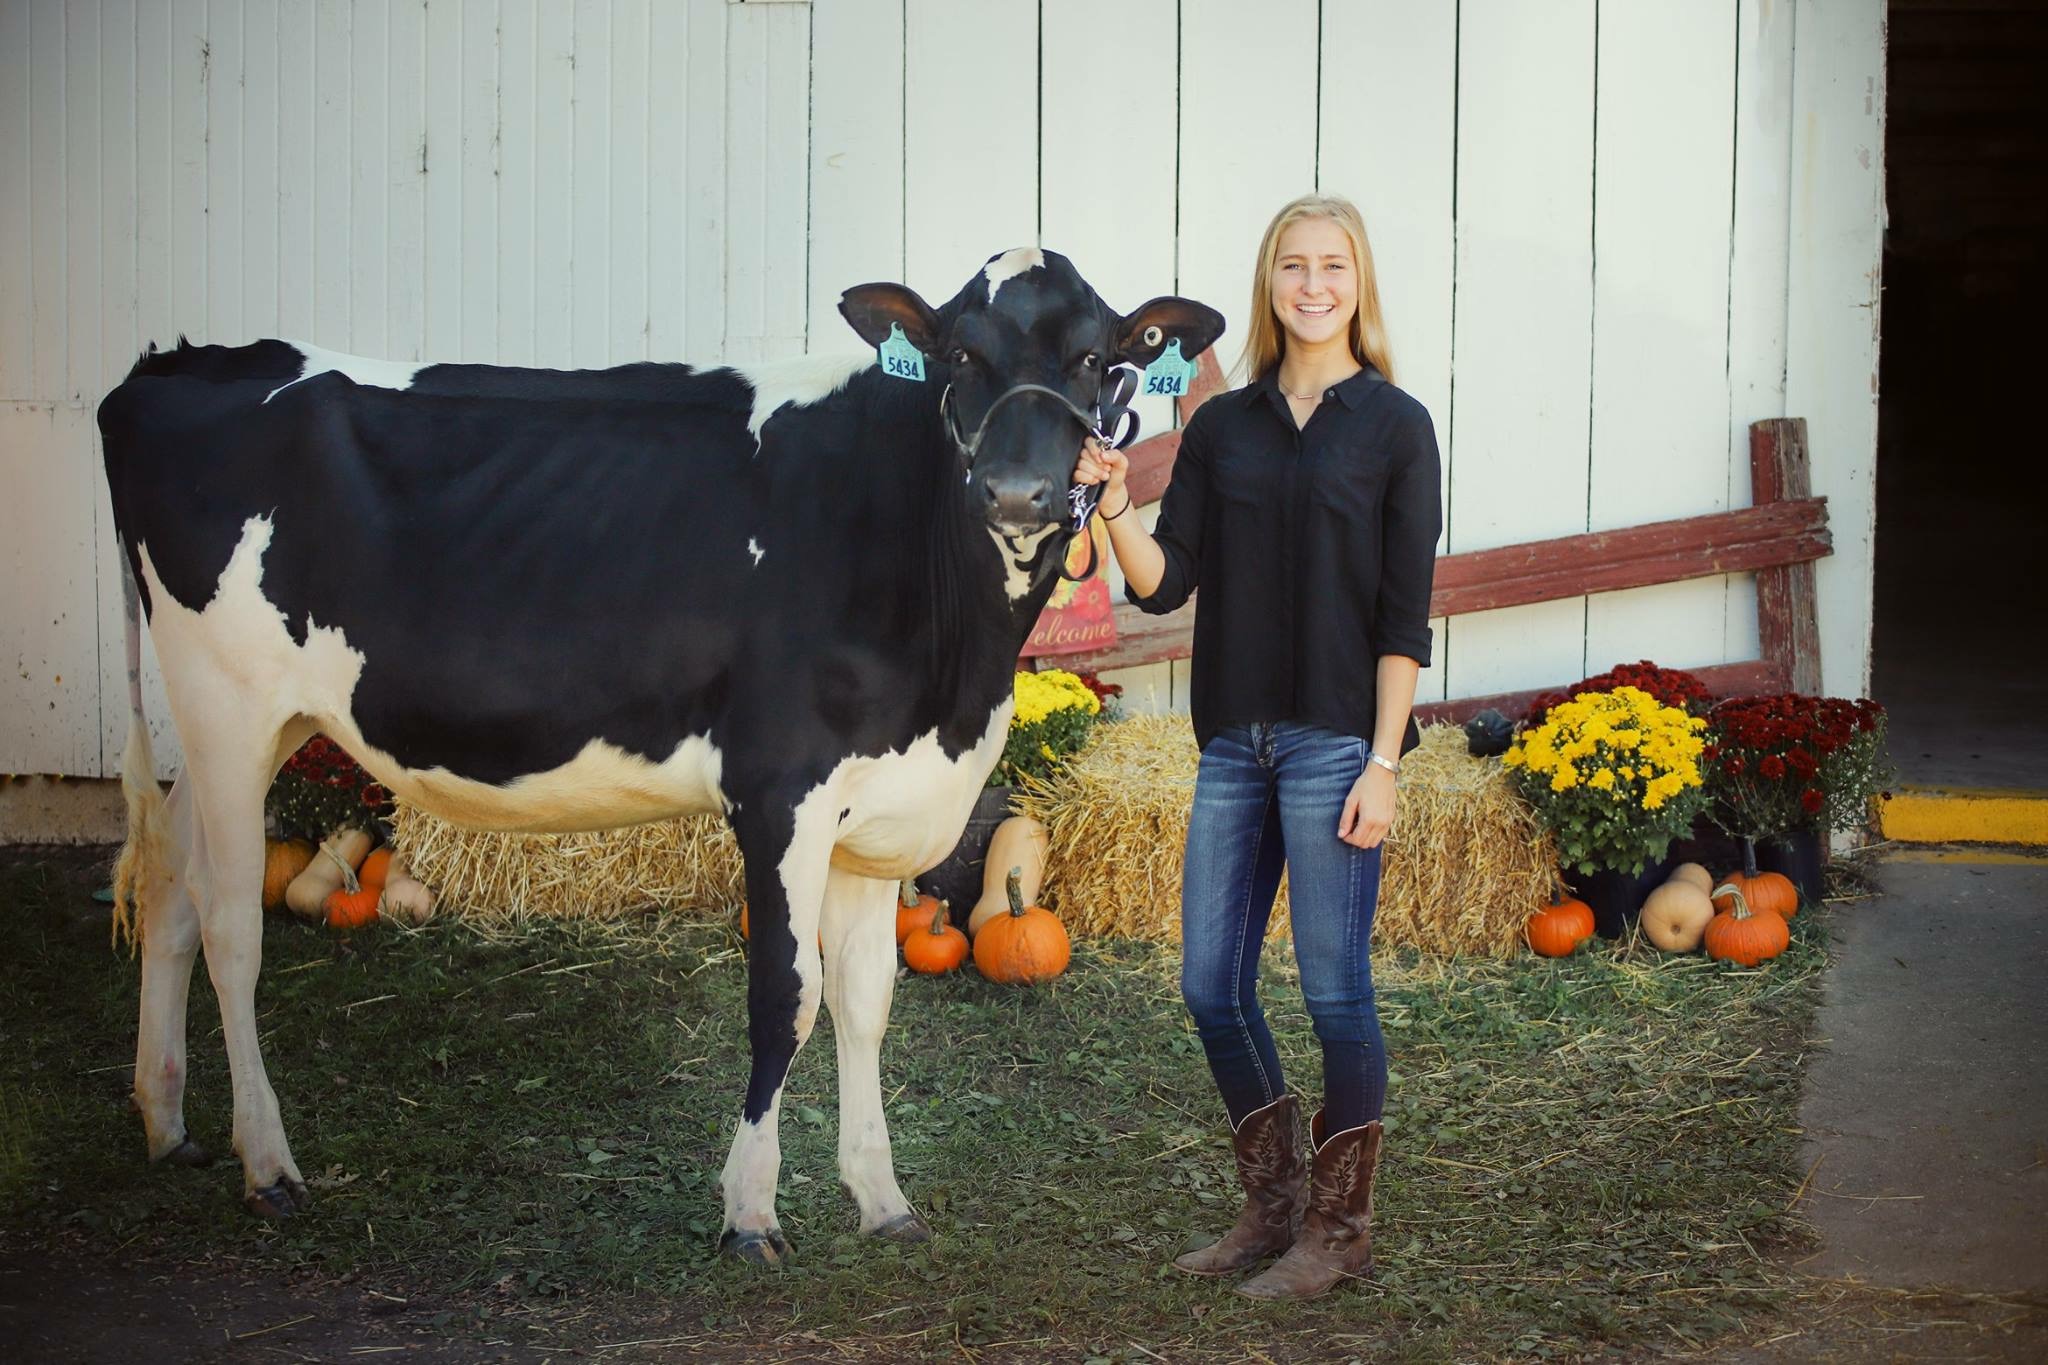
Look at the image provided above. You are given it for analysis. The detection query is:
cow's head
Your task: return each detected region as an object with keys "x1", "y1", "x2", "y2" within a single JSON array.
[{"x1": 840, "y1": 250, "x2": 1224, "y2": 536}]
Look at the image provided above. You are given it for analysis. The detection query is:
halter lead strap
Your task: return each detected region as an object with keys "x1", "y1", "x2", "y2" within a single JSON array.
[{"x1": 940, "y1": 366, "x2": 1143, "y2": 585}]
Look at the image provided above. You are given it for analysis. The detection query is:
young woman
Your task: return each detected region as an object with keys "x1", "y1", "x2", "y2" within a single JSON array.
[{"x1": 1076, "y1": 195, "x2": 1442, "y2": 1299}]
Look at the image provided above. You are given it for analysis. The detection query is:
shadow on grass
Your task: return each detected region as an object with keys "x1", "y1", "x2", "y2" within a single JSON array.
[{"x1": 0, "y1": 845, "x2": 1829, "y2": 1361}]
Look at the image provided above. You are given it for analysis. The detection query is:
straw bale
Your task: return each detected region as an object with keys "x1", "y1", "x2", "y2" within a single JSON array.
[
  {"x1": 393, "y1": 720, "x2": 1554, "y2": 956},
  {"x1": 391, "y1": 805, "x2": 743, "y2": 926},
  {"x1": 1017, "y1": 718, "x2": 1554, "y2": 957}
]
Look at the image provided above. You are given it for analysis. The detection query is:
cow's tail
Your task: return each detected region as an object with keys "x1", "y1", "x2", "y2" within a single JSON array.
[{"x1": 109, "y1": 553, "x2": 168, "y2": 954}]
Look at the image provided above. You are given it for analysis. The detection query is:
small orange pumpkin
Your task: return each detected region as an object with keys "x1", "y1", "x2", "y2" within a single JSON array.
[
  {"x1": 1715, "y1": 838, "x2": 1799, "y2": 919},
  {"x1": 1526, "y1": 891, "x2": 1596, "y2": 957},
  {"x1": 902, "y1": 903, "x2": 969, "y2": 975},
  {"x1": 896, "y1": 879, "x2": 943, "y2": 946},
  {"x1": 1704, "y1": 882, "x2": 1790, "y2": 966},
  {"x1": 324, "y1": 885, "x2": 382, "y2": 930},
  {"x1": 972, "y1": 867, "x2": 1070, "y2": 985},
  {"x1": 357, "y1": 847, "x2": 393, "y2": 893}
]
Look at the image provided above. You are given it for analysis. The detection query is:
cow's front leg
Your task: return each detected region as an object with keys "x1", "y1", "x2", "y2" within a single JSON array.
[
  {"x1": 719, "y1": 793, "x2": 833, "y2": 1264},
  {"x1": 820, "y1": 868, "x2": 928, "y2": 1241}
]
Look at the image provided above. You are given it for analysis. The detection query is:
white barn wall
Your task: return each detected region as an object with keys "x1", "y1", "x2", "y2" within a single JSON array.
[
  {"x1": 1445, "y1": 0, "x2": 1598, "y2": 700},
  {"x1": 1786, "y1": 0, "x2": 1886, "y2": 703},
  {"x1": 1317, "y1": 1, "x2": 1458, "y2": 707},
  {"x1": 1585, "y1": 0, "x2": 1738, "y2": 676},
  {"x1": 0, "y1": 0, "x2": 1885, "y2": 784}
]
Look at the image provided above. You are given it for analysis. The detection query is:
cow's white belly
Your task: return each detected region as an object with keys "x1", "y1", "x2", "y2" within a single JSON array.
[
  {"x1": 139, "y1": 516, "x2": 731, "y2": 836},
  {"x1": 823, "y1": 697, "x2": 1015, "y2": 880},
  {"x1": 368, "y1": 733, "x2": 728, "y2": 834}
]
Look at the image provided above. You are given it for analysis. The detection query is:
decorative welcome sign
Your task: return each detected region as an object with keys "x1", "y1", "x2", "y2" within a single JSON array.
[{"x1": 1021, "y1": 517, "x2": 1117, "y2": 659}]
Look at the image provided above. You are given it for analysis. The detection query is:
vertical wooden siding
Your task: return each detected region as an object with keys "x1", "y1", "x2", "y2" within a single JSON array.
[{"x1": 0, "y1": 0, "x2": 1881, "y2": 780}]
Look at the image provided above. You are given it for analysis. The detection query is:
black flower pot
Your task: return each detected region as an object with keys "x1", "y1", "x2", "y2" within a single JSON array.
[
  {"x1": 1563, "y1": 855, "x2": 1675, "y2": 939},
  {"x1": 1756, "y1": 827, "x2": 1827, "y2": 908},
  {"x1": 917, "y1": 786, "x2": 1016, "y2": 928}
]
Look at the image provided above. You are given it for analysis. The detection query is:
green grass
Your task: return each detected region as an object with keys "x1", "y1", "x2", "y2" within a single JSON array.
[{"x1": 0, "y1": 847, "x2": 1829, "y2": 1361}]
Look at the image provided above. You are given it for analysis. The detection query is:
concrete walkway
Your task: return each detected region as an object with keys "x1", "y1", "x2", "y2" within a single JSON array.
[{"x1": 1759, "y1": 855, "x2": 2048, "y2": 1359}]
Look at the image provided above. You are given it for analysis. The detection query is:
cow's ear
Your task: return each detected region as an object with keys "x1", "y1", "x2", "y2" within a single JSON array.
[
  {"x1": 1114, "y1": 297, "x2": 1227, "y2": 367},
  {"x1": 839, "y1": 284, "x2": 943, "y2": 354}
]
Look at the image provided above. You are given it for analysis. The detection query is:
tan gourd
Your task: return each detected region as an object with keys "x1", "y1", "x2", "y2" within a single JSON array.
[
  {"x1": 283, "y1": 828, "x2": 373, "y2": 922},
  {"x1": 969, "y1": 816, "x2": 1048, "y2": 938},
  {"x1": 1640, "y1": 877, "x2": 1716, "y2": 952},
  {"x1": 378, "y1": 853, "x2": 438, "y2": 926},
  {"x1": 1666, "y1": 862, "x2": 1714, "y2": 894}
]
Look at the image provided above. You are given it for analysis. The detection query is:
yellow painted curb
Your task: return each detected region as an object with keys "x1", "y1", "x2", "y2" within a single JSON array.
[
  {"x1": 1881, "y1": 786, "x2": 2048, "y2": 846},
  {"x1": 1881, "y1": 847, "x2": 2048, "y2": 867}
]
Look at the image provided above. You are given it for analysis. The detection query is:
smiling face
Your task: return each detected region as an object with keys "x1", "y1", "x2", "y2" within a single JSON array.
[{"x1": 1268, "y1": 216, "x2": 1359, "y2": 358}]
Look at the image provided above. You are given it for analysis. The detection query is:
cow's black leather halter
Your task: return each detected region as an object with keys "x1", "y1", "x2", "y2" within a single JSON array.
[{"x1": 940, "y1": 364, "x2": 1142, "y2": 583}]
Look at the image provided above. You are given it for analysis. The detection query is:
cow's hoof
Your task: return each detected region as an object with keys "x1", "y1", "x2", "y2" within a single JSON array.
[
  {"x1": 243, "y1": 1178, "x2": 311, "y2": 1221},
  {"x1": 719, "y1": 1227, "x2": 792, "y2": 1265},
  {"x1": 162, "y1": 1137, "x2": 214, "y2": 1168},
  {"x1": 870, "y1": 1212, "x2": 932, "y2": 1244}
]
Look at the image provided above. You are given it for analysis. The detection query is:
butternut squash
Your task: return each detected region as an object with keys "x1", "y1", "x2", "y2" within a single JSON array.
[
  {"x1": 968, "y1": 816, "x2": 1049, "y2": 938},
  {"x1": 283, "y1": 828, "x2": 373, "y2": 922},
  {"x1": 1640, "y1": 878, "x2": 1716, "y2": 953},
  {"x1": 1667, "y1": 862, "x2": 1714, "y2": 894},
  {"x1": 378, "y1": 853, "x2": 438, "y2": 926}
]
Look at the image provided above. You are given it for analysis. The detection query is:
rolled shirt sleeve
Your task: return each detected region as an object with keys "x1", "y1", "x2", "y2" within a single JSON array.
[
  {"x1": 1369, "y1": 411, "x2": 1443, "y2": 665},
  {"x1": 1124, "y1": 407, "x2": 1213, "y2": 616}
]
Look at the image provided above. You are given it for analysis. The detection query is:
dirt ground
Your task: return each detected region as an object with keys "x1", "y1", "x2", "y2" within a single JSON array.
[{"x1": 7, "y1": 1238, "x2": 2046, "y2": 1363}]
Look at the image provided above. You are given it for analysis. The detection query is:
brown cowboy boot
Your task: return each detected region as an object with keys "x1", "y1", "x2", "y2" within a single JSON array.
[
  {"x1": 1236, "y1": 1108, "x2": 1382, "y2": 1299},
  {"x1": 1172, "y1": 1093, "x2": 1307, "y2": 1276}
]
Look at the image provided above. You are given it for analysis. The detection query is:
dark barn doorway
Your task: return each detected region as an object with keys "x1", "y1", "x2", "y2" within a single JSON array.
[{"x1": 1872, "y1": 1, "x2": 2048, "y2": 791}]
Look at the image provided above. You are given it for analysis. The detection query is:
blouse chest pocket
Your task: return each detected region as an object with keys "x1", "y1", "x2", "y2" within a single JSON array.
[
  {"x1": 1307, "y1": 446, "x2": 1393, "y2": 526},
  {"x1": 1211, "y1": 450, "x2": 1283, "y2": 510}
]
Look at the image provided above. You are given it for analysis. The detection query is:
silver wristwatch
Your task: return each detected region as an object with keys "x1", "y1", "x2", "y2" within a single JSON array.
[{"x1": 1368, "y1": 752, "x2": 1401, "y2": 778}]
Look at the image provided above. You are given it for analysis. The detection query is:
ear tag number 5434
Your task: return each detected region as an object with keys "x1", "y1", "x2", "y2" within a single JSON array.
[
  {"x1": 1143, "y1": 338, "x2": 1192, "y2": 397},
  {"x1": 878, "y1": 323, "x2": 925, "y2": 382}
]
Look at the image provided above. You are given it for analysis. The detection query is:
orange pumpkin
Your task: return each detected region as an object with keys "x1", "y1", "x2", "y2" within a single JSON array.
[
  {"x1": 902, "y1": 903, "x2": 969, "y2": 975},
  {"x1": 896, "y1": 879, "x2": 943, "y2": 946},
  {"x1": 1715, "y1": 837, "x2": 1799, "y2": 919},
  {"x1": 972, "y1": 867, "x2": 1070, "y2": 985},
  {"x1": 324, "y1": 885, "x2": 382, "y2": 930},
  {"x1": 357, "y1": 847, "x2": 393, "y2": 893},
  {"x1": 1526, "y1": 892, "x2": 1596, "y2": 957},
  {"x1": 262, "y1": 839, "x2": 315, "y2": 911},
  {"x1": 1704, "y1": 882, "x2": 1790, "y2": 966}
]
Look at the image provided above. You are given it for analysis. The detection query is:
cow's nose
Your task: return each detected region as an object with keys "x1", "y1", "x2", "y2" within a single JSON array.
[{"x1": 982, "y1": 474, "x2": 1059, "y2": 528}]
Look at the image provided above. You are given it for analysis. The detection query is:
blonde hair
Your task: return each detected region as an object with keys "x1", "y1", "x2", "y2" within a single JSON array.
[{"x1": 1238, "y1": 194, "x2": 1396, "y2": 386}]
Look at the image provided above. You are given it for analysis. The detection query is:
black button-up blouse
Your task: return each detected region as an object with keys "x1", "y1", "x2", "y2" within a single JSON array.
[{"x1": 1125, "y1": 363, "x2": 1443, "y2": 756}]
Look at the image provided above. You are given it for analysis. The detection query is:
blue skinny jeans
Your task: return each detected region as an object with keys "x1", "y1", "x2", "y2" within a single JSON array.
[{"x1": 1180, "y1": 720, "x2": 1389, "y2": 1133}]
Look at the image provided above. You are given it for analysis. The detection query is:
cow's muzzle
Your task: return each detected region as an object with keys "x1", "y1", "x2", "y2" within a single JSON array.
[{"x1": 980, "y1": 471, "x2": 1064, "y2": 530}]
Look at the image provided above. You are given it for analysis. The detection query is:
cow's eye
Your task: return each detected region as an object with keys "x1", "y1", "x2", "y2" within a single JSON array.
[
  {"x1": 1078, "y1": 353, "x2": 1102, "y2": 371},
  {"x1": 950, "y1": 347, "x2": 972, "y2": 366}
]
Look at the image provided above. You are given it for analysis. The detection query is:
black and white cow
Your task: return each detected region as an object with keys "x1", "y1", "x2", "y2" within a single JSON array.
[{"x1": 99, "y1": 248, "x2": 1223, "y2": 1261}]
